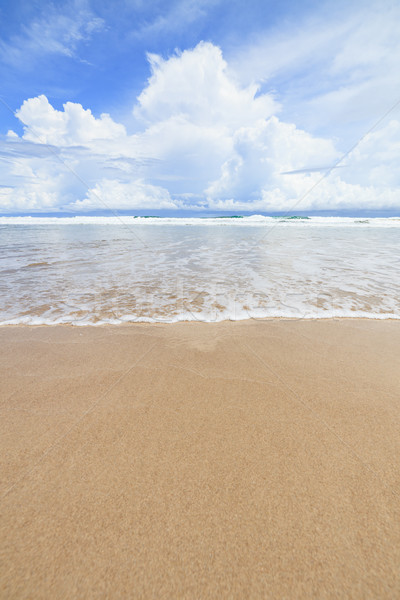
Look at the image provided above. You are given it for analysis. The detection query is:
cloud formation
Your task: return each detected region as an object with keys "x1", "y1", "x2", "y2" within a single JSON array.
[
  {"x1": 135, "y1": 43, "x2": 277, "y2": 128},
  {"x1": 16, "y1": 95, "x2": 126, "y2": 147},
  {"x1": 1, "y1": 41, "x2": 399, "y2": 213},
  {"x1": 229, "y1": 1, "x2": 400, "y2": 142},
  {"x1": 0, "y1": 3, "x2": 105, "y2": 68}
]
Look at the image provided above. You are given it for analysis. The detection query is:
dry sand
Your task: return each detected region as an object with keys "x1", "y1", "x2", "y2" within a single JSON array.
[{"x1": 1, "y1": 319, "x2": 400, "y2": 598}]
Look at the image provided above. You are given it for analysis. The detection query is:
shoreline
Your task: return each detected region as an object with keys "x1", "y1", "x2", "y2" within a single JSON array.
[
  {"x1": 1, "y1": 319, "x2": 400, "y2": 597},
  {"x1": 1, "y1": 314, "x2": 400, "y2": 328}
]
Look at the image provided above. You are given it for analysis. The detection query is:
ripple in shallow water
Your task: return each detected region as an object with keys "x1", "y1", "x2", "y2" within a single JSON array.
[{"x1": 1, "y1": 222, "x2": 400, "y2": 324}]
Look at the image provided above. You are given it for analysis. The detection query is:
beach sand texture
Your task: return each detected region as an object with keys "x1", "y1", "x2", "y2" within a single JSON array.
[{"x1": 1, "y1": 319, "x2": 400, "y2": 598}]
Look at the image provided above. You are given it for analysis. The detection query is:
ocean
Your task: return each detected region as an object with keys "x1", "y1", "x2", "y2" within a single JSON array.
[{"x1": 1, "y1": 215, "x2": 399, "y2": 324}]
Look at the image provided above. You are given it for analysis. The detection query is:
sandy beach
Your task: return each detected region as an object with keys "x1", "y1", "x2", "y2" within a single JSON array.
[{"x1": 1, "y1": 319, "x2": 400, "y2": 598}]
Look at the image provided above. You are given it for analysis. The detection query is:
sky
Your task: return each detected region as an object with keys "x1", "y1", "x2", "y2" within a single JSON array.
[{"x1": 0, "y1": 0, "x2": 399, "y2": 215}]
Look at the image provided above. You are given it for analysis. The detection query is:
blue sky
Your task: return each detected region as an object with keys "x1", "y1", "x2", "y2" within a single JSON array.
[
  {"x1": 1, "y1": 0, "x2": 400, "y2": 214},
  {"x1": 0, "y1": 0, "x2": 312, "y2": 121}
]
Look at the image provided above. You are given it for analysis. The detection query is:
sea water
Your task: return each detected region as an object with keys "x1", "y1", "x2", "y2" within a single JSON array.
[{"x1": 1, "y1": 216, "x2": 399, "y2": 324}]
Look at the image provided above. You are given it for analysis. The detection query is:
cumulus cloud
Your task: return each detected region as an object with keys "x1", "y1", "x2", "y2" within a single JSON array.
[
  {"x1": 1, "y1": 41, "x2": 400, "y2": 213},
  {"x1": 72, "y1": 179, "x2": 178, "y2": 211},
  {"x1": 205, "y1": 116, "x2": 338, "y2": 204},
  {"x1": 135, "y1": 42, "x2": 277, "y2": 128},
  {"x1": 16, "y1": 95, "x2": 126, "y2": 147}
]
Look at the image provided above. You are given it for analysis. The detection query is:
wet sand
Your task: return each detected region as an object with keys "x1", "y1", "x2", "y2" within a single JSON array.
[{"x1": 1, "y1": 319, "x2": 400, "y2": 598}]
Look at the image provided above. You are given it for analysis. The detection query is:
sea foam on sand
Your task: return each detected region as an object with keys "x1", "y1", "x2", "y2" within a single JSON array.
[{"x1": 1, "y1": 217, "x2": 399, "y2": 324}]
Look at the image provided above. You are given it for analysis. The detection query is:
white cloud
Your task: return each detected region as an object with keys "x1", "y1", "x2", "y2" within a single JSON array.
[
  {"x1": 135, "y1": 42, "x2": 277, "y2": 128},
  {"x1": 229, "y1": 1, "x2": 400, "y2": 143},
  {"x1": 1, "y1": 41, "x2": 400, "y2": 213},
  {"x1": 133, "y1": 0, "x2": 219, "y2": 40},
  {"x1": 205, "y1": 116, "x2": 338, "y2": 203},
  {"x1": 343, "y1": 119, "x2": 400, "y2": 188},
  {"x1": 72, "y1": 179, "x2": 177, "y2": 211},
  {"x1": 0, "y1": 4, "x2": 105, "y2": 68},
  {"x1": 16, "y1": 95, "x2": 126, "y2": 147},
  {"x1": 131, "y1": 42, "x2": 279, "y2": 196}
]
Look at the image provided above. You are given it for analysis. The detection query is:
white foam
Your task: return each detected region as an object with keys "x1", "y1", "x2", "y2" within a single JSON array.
[
  {"x1": 1, "y1": 310, "x2": 399, "y2": 326},
  {"x1": 1, "y1": 219, "x2": 399, "y2": 324},
  {"x1": 1, "y1": 215, "x2": 400, "y2": 227}
]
